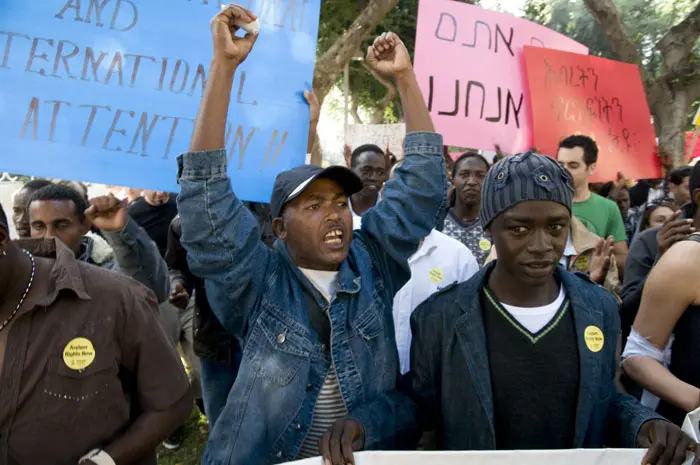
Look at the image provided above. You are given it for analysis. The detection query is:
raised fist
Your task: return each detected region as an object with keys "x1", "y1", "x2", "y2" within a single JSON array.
[
  {"x1": 365, "y1": 32, "x2": 412, "y2": 79},
  {"x1": 85, "y1": 194, "x2": 128, "y2": 232},
  {"x1": 210, "y1": 4, "x2": 258, "y2": 66}
]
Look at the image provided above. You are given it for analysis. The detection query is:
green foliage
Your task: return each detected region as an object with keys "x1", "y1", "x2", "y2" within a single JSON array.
[
  {"x1": 523, "y1": 0, "x2": 698, "y2": 77},
  {"x1": 317, "y1": 0, "x2": 476, "y2": 122}
]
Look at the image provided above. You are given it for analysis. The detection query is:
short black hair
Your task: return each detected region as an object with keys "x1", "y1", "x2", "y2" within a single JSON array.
[
  {"x1": 27, "y1": 184, "x2": 89, "y2": 222},
  {"x1": 350, "y1": 144, "x2": 384, "y2": 168},
  {"x1": 21, "y1": 179, "x2": 53, "y2": 193},
  {"x1": 559, "y1": 135, "x2": 598, "y2": 166},
  {"x1": 0, "y1": 203, "x2": 8, "y2": 232},
  {"x1": 667, "y1": 166, "x2": 692, "y2": 186},
  {"x1": 452, "y1": 152, "x2": 490, "y2": 178},
  {"x1": 689, "y1": 163, "x2": 700, "y2": 218}
]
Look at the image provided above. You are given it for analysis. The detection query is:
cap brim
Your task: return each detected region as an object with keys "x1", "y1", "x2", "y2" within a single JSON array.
[{"x1": 286, "y1": 166, "x2": 363, "y2": 206}]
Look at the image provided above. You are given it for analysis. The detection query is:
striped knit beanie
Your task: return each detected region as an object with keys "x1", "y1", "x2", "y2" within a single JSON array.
[{"x1": 480, "y1": 151, "x2": 574, "y2": 229}]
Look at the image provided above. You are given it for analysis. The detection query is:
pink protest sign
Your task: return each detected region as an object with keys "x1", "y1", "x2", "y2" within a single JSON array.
[{"x1": 414, "y1": 0, "x2": 588, "y2": 154}]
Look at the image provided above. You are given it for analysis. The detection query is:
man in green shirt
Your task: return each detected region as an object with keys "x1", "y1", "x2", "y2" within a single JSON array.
[{"x1": 557, "y1": 135, "x2": 628, "y2": 278}]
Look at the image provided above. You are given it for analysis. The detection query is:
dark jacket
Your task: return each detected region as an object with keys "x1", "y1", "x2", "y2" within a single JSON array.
[
  {"x1": 620, "y1": 226, "x2": 660, "y2": 340},
  {"x1": 404, "y1": 264, "x2": 663, "y2": 450},
  {"x1": 165, "y1": 205, "x2": 274, "y2": 362}
]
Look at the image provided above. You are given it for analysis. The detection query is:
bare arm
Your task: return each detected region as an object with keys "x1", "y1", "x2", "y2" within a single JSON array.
[
  {"x1": 105, "y1": 391, "x2": 193, "y2": 464},
  {"x1": 623, "y1": 240, "x2": 700, "y2": 412},
  {"x1": 304, "y1": 89, "x2": 320, "y2": 155},
  {"x1": 189, "y1": 6, "x2": 257, "y2": 151},
  {"x1": 613, "y1": 240, "x2": 628, "y2": 280}
]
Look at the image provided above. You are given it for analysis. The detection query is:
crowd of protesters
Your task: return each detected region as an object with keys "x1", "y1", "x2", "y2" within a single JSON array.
[{"x1": 0, "y1": 4, "x2": 699, "y2": 465}]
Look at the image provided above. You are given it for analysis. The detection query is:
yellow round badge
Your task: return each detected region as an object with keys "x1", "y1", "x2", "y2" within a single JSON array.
[
  {"x1": 574, "y1": 255, "x2": 589, "y2": 272},
  {"x1": 479, "y1": 239, "x2": 492, "y2": 252},
  {"x1": 63, "y1": 338, "x2": 96, "y2": 370},
  {"x1": 428, "y1": 268, "x2": 444, "y2": 284},
  {"x1": 584, "y1": 326, "x2": 604, "y2": 353}
]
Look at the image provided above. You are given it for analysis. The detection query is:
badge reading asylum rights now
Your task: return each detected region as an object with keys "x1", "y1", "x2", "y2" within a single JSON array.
[{"x1": 63, "y1": 337, "x2": 96, "y2": 370}]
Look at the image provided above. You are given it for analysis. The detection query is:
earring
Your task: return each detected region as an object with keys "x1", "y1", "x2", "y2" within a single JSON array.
[{"x1": 1, "y1": 249, "x2": 6, "y2": 256}]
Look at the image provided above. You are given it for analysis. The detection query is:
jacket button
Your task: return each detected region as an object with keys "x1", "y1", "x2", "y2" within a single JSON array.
[
  {"x1": 320, "y1": 344, "x2": 327, "y2": 352},
  {"x1": 296, "y1": 424, "x2": 302, "y2": 431},
  {"x1": 277, "y1": 333, "x2": 286, "y2": 344},
  {"x1": 306, "y1": 384, "x2": 313, "y2": 392},
  {"x1": 276, "y1": 451, "x2": 282, "y2": 458}
]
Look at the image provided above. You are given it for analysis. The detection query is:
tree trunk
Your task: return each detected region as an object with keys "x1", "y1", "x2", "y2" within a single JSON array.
[
  {"x1": 312, "y1": 0, "x2": 400, "y2": 104},
  {"x1": 309, "y1": 0, "x2": 399, "y2": 164},
  {"x1": 351, "y1": 94, "x2": 363, "y2": 124},
  {"x1": 584, "y1": 0, "x2": 700, "y2": 167}
]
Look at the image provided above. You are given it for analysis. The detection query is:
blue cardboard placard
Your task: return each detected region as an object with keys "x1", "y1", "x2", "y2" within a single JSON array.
[{"x1": 0, "y1": 0, "x2": 320, "y2": 202}]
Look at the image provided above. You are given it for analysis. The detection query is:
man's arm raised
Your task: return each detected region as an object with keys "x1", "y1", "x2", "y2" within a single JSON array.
[
  {"x1": 357, "y1": 33, "x2": 447, "y2": 294},
  {"x1": 176, "y1": 4, "x2": 272, "y2": 340}
]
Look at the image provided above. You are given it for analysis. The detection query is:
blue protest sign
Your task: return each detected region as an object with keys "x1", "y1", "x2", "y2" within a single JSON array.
[{"x1": 0, "y1": 0, "x2": 320, "y2": 202}]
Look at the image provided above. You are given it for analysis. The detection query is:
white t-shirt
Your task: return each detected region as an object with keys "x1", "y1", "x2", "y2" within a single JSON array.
[
  {"x1": 501, "y1": 286, "x2": 566, "y2": 334},
  {"x1": 393, "y1": 229, "x2": 479, "y2": 373},
  {"x1": 299, "y1": 268, "x2": 338, "y2": 302}
]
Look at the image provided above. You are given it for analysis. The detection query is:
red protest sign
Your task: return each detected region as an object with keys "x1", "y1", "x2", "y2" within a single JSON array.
[{"x1": 523, "y1": 47, "x2": 660, "y2": 182}]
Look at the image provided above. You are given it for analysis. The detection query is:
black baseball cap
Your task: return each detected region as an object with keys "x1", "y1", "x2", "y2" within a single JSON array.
[{"x1": 270, "y1": 164, "x2": 363, "y2": 218}]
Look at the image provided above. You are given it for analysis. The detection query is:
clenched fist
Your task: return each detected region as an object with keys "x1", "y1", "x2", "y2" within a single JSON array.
[
  {"x1": 85, "y1": 194, "x2": 128, "y2": 232},
  {"x1": 365, "y1": 32, "x2": 412, "y2": 80},
  {"x1": 211, "y1": 4, "x2": 258, "y2": 66}
]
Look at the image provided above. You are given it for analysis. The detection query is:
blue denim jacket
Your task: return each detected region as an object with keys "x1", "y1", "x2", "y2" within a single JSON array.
[
  {"x1": 176, "y1": 132, "x2": 447, "y2": 465},
  {"x1": 405, "y1": 263, "x2": 665, "y2": 450}
]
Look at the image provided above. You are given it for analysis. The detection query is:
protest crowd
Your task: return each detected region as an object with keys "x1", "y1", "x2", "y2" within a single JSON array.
[{"x1": 2, "y1": 3, "x2": 700, "y2": 465}]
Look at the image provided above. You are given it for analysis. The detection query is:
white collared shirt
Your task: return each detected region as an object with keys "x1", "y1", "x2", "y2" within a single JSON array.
[
  {"x1": 393, "y1": 229, "x2": 479, "y2": 373},
  {"x1": 560, "y1": 232, "x2": 577, "y2": 267}
]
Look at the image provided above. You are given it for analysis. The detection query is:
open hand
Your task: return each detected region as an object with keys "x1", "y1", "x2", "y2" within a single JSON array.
[
  {"x1": 365, "y1": 32, "x2": 412, "y2": 79},
  {"x1": 657, "y1": 210, "x2": 695, "y2": 258},
  {"x1": 589, "y1": 236, "x2": 615, "y2": 284},
  {"x1": 85, "y1": 195, "x2": 128, "y2": 232},
  {"x1": 319, "y1": 419, "x2": 365, "y2": 465},
  {"x1": 637, "y1": 419, "x2": 699, "y2": 465},
  {"x1": 210, "y1": 4, "x2": 258, "y2": 65}
]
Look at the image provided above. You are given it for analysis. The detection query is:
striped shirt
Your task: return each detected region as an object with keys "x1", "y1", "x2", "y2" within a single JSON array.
[{"x1": 297, "y1": 366, "x2": 348, "y2": 458}]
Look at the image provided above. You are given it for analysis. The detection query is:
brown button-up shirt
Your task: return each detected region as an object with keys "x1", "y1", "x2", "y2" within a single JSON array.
[{"x1": 0, "y1": 239, "x2": 189, "y2": 465}]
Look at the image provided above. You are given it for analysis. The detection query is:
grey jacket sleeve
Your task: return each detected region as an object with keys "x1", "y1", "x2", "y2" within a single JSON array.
[{"x1": 101, "y1": 218, "x2": 171, "y2": 303}]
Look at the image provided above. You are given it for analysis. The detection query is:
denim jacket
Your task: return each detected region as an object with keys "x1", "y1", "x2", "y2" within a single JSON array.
[
  {"x1": 404, "y1": 263, "x2": 664, "y2": 450},
  {"x1": 176, "y1": 132, "x2": 447, "y2": 465}
]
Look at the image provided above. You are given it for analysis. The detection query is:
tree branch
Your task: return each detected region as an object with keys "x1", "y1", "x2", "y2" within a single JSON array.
[
  {"x1": 312, "y1": 0, "x2": 399, "y2": 102},
  {"x1": 582, "y1": 0, "x2": 650, "y2": 86},
  {"x1": 657, "y1": 1, "x2": 700, "y2": 75}
]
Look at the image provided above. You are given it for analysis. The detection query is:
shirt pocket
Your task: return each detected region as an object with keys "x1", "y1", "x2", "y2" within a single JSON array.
[
  {"x1": 253, "y1": 315, "x2": 311, "y2": 387},
  {"x1": 40, "y1": 356, "x2": 125, "y2": 426}
]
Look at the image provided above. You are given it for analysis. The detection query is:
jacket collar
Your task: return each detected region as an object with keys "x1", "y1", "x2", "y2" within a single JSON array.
[{"x1": 453, "y1": 262, "x2": 605, "y2": 447}]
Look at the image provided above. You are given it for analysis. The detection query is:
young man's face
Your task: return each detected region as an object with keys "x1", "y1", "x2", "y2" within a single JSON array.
[
  {"x1": 143, "y1": 190, "x2": 170, "y2": 206},
  {"x1": 453, "y1": 157, "x2": 488, "y2": 208},
  {"x1": 12, "y1": 187, "x2": 35, "y2": 238},
  {"x1": 352, "y1": 151, "x2": 388, "y2": 195},
  {"x1": 669, "y1": 176, "x2": 690, "y2": 206},
  {"x1": 614, "y1": 189, "x2": 631, "y2": 217},
  {"x1": 274, "y1": 178, "x2": 353, "y2": 271},
  {"x1": 490, "y1": 200, "x2": 570, "y2": 287},
  {"x1": 557, "y1": 146, "x2": 594, "y2": 190},
  {"x1": 28, "y1": 200, "x2": 89, "y2": 255}
]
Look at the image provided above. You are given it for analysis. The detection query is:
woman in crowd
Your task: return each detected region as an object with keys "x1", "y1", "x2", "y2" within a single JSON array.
[{"x1": 638, "y1": 199, "x2": 679, "y2": 232}]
